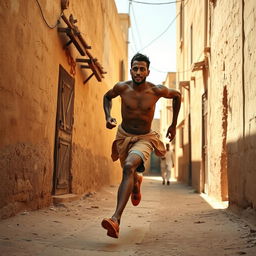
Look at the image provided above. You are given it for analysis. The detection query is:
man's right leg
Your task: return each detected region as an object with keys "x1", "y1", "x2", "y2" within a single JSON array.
[
  {"x1": 102, "y1": 153, "x2": 143, "y2": 238},
  {"x1": 111, "y1": 153, "x2": 142, "y2": 223},
  {"x1": 161, "y1": 167, "x2": 166, "y2": 185},
  {"x1": 166, "y1": 167, "x2": 171, "y2": 185}
]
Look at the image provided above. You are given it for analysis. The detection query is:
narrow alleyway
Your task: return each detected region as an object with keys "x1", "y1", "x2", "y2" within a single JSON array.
[{"x1": 0, "y1": 177, "x2": 256, "y2": 256}]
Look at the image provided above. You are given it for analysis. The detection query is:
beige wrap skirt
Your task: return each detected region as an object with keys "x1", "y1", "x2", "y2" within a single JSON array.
[{"x1": 111, "y1": 125, "x2": 166, "y2": 172}]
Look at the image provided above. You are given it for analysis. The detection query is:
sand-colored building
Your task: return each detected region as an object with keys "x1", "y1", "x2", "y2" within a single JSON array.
[
  {"x1": 0, "y1": 0, "x2": 130, "y2": 218},
  {"x1": 159, "y1": 72, "x2": 177, "y2": 179},
  {"x1": 159, "y1": 73, "x2": 176, "y2": 145},
  {"x1": 174, "y1": 0, "x2": 256, "y2": 212}
]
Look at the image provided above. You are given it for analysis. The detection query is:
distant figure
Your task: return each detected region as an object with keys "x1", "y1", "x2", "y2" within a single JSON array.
[
  {"x1": 101, "y1": 53, "x2": 181, "y2": 238},
  {"x1": 161, "y1": 144, "x2": 174, "y2": 185}
]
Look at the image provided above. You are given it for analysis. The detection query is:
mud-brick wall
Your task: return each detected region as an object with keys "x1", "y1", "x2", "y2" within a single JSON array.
[
  {"x1": 208, "y1": 0, "x2": 243, "y2": 202},
  {"x1": 0, "y1": 0, "x2": 128, "y2": 218},
  {"x1": 0, "y1": 0, "x2": 63, "y2": 218},
  {"x1": 67, "y1": 1, "x2": 129, "y2": 195},
  {"x1": 175, "y1": 0, "x2": 206, "y2": 192},
  {"x1": 210, "y1": 0, "x2": 256, "y2": 209},
  {"x1": 242, "y1": 0, "x2": 256, "y2": 209},
  {"x1": 227, "y1": 0, "x2": 256, "y2": 209}
]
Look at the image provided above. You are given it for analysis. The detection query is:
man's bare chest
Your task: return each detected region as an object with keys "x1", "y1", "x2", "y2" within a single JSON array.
[{"x1": 121, "y1": 91, "x2": 158, "y2": 111}]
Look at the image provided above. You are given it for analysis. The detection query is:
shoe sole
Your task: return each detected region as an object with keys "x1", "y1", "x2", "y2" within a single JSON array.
[{"x1": 101, "y1": 219, "x2": 119, "y2": 238}]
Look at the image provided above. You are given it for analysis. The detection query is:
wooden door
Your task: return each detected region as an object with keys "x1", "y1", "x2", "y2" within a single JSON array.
[{"x1": 53, "y1": 65, "x2": 75, "y2": 195}]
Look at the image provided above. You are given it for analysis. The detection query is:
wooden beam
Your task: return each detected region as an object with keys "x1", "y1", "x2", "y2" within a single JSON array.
[
  {"x1": 179, "y1": 81, "x2": 190, "y2": 90},
  {"x1": 80, "y1": 65, "x2": 90, "y2": 69},
  {"x1": 58, "y1": 13, "x2": 107, "y2": 83},
  {"x1": 191, "y1": 60, "x2": 206, "y2": 72},
  {"x1": 83, "y1": 73, "x2": 94, "y2": 84}
]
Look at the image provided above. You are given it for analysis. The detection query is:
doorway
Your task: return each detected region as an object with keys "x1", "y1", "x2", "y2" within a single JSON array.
[
  {"x1": 149, "y1": 152, "x2": 161, "y2": 175},
  {"x1": 53, "y1": 65, "x2": 75, "y2": 195}
]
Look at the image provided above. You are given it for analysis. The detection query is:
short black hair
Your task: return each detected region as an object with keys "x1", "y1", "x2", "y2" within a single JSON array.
[{"x1": 131, "y1": 53, "x2": 150, "y2": 68}]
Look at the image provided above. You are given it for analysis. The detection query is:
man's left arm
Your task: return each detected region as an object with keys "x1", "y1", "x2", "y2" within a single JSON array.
[{"x1": 165, "y1": 89, "x2": 181, "y2": 142}]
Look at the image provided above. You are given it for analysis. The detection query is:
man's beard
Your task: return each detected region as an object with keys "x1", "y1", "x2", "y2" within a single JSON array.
[{"x1": 132, "y1": 77, "x2": 146, "y2": 85}]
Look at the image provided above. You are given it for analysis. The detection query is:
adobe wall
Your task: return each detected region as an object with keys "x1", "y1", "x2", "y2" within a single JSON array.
[
  {"x1": 203, "y1": 0, "x2": 248, "y2": 202},
  {"x1": 210, "y1": 0, "x2": 256, "y2": 207},
  {"x1": 208, "y1": 0, "x2": 243, "y2": 201},
  {"x1": 242, "y1": 0, "x2": 256, "y2": 209},
  {"x1": 176, "y1": 0, "x2": 206, "y2": 192},
  {"x1": 0, "y1": 0, "x2": 128, "y2": 218},
  {"x1": 175, "y1": 0, "x2": 256, "y2": 210}
]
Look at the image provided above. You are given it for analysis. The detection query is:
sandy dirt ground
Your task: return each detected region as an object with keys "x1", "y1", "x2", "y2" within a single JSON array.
[{"x1": 0, "y1": 176, "x2": 256, "y2": 256}]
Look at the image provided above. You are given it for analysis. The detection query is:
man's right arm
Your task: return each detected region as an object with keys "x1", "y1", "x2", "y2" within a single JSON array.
[{"x1": 103, "y1": 84, "x2": 120, "y2": 129}]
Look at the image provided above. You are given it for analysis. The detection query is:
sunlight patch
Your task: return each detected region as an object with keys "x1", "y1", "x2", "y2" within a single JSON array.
[{"x1": 200, "y1": 193, "x2": 228, "y2": 210}]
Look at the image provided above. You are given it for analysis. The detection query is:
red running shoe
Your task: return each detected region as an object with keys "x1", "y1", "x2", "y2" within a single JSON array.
[{"x1": 101, "y1": 218, "x2": 119, "y2": 238}]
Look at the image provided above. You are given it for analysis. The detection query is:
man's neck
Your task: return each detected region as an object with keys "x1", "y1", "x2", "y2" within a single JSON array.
[{"x1": 132, "y1": 81, "x2": 147, "y2": 91}]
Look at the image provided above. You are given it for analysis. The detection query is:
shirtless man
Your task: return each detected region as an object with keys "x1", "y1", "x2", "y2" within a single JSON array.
[{"x1": 101, "y1": 53, "x2": 181, "y2": 238}]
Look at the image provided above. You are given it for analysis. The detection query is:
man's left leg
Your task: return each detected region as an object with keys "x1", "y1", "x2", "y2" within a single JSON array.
[
  {"x1": 112, "y1": 153, "x2": 143, "y2": 220},
  {"x1": 131, "y1": 171, "x2": 143, "y2": 206}
]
